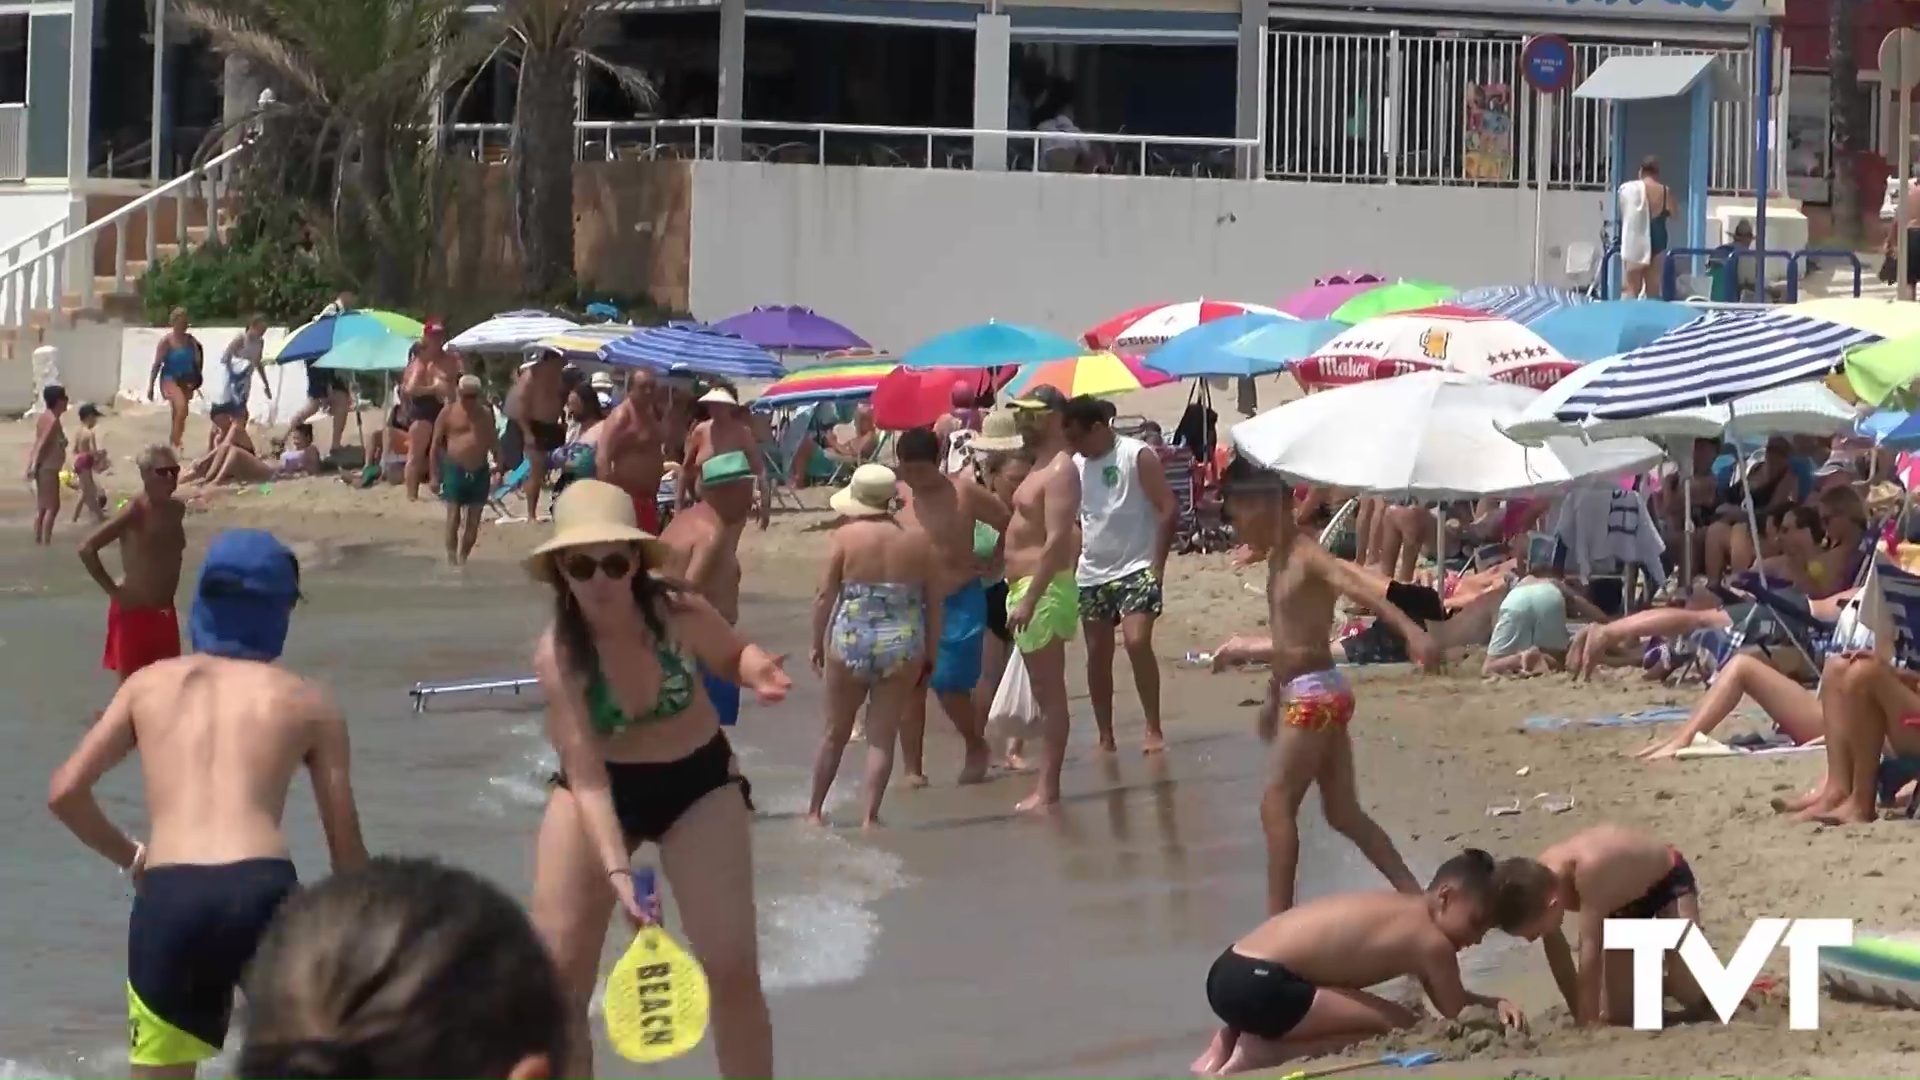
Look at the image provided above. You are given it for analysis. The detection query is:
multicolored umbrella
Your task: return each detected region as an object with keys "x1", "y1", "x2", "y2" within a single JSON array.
[
  {"x1": 1001, "y1": 352, "x2": 1173, "y2": 399},
  {"x1": 1453, "y1": 285, "x2": 1589, "y2": 325},
  {"x1": 1295, "y1": 305, "x2": 1577, "y2": 390},
  {"x1": 447, "y1": 312, "x2": 579, "y2": 353},
  {"x1": 711, "y1": 305, "x2": 869, "y2": 353},
  {"x1": 314, "y1": 335, "x2": 413, "y2": 372},
  {"x1": 599, "y1": 323, "x2": 787, "y2": 380},
  {"x1": 265, "y1": 309, "x2": 423, "y2": 365},
  {"x1": 1084, "y1": 298, "x2": 1289, "y2": 351},
  {"x1": 528, "y1": 324, "x2": 642, "y2": 363},
  {"x1": 1275, "y1": 274, "x2": 1387, "y2": 319},
  {"x1": 1325, "y1": 280, "x2": 1456, "y2": 324},
  {"x1": 754, "y1": 353, "x2": 896, "y2": 408},
  {"x1": 901, "y1": 321, "x2": 1084, "y2": 370}
]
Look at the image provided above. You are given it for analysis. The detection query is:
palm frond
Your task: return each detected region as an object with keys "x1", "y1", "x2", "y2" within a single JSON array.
[
  {"x1": 576, "y1": 50, "x2": 656, "y2": 110},
  {"x1": 174, "y1": 2, "x2": 330, "y2": 105}
]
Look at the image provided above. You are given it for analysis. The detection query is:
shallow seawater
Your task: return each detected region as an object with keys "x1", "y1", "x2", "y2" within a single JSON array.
[{"x1": 0, "y1": 530, "x2": 1514, "y2": 1079}]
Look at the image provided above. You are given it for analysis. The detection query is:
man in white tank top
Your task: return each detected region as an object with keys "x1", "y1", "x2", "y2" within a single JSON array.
[{"x1": 1063, "y1": 396, "x2": 1177, "y2": 753}]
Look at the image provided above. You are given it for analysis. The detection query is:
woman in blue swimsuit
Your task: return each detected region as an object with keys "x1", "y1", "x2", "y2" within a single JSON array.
[
  {"x1": 146, "y1": 307, "x2": 203, "y2": 450},
  {"x1": 525, "y1": 480, "x2": 791, "y2": 1079}
]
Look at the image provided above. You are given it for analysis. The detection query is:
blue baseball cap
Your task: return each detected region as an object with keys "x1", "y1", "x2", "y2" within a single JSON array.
[{"x1": 189, "y1": 529, "x2": 300, "y2": 661}]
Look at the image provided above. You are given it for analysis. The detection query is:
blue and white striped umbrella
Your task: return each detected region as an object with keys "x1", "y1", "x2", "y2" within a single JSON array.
[
  {"x1": 1454, "y1": 285, "x2": 1589, "y2": 325},
  {"x1": 1553, "y1": 310, "x2": 1882, "y2": 423},
  {"x1": 598, "y1": 322, "x2": 787, "y2": 380}
]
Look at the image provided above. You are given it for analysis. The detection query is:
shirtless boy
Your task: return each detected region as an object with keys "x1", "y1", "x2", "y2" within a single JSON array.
[
  {"x1": 1192, "y1": 848, "x2": 1539, "y2": 1077},
  {"x1": 1210, "y1": 455, "x2": 1439, "y2": 914},
  {"x1": 599, "y1": 370, "x2": 668, "y2": 531},
  {"x1": 660, "y1": 450, "x2": 756, "y2": 727},
  {"x1": 47, "y1": 529, "x2": 367, "y2": 1078},
  {"x1": 1505, "y1": 824, "x2": 1709, "y2": 1026},
  {"x1": 431, "y1": 374, "x2": 498, "y2": 566},
  {"x1": 504, "y1": 348, "x2": 567, "y2": 521},
  {"x1": 1002, "y1": 387, "x2": 1084, "y2": 812},
  {"x1": 80, "y1": 444, "x2": 187, "y2": 683},
  {"x1": 895, "y1": 426, "x2": 1007, "y2": 785}
]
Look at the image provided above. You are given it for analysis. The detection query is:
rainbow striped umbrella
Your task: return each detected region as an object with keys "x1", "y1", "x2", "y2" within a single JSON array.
[
  {"x1": 1001, "y1": 352, "x2": 1173, "y2": 400},
  {"x1": 526, "y1": 324, "x2": 642, "y2": 363},
  {"x1": 755, "y1": 353, "x2": 896, "y2": 407}
]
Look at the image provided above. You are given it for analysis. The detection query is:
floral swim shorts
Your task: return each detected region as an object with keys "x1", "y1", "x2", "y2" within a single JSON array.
[
  {"x1": 1077, "y1": 567, "x2": 1163, "y2": 624},
  {"x1": 1279, "y1": 668, "x2": 1355, "y2": 731}
]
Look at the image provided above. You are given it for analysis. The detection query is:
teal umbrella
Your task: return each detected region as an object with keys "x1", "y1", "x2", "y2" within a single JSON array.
[{"x1": 315, "y1": 334, "x2": 414, "y2": 372}]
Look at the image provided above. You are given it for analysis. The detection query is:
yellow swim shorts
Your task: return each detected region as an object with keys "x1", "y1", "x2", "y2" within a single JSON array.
[{"x1": 1007, "y1": 573, "x2": 1078, "y2": 654}]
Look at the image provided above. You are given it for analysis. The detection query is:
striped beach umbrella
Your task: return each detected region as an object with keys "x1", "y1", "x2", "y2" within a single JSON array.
[
  {"x1": 1454, "y1": 285, "x2": 1589, "y2": 325},
  {"x1": 528, "y1": 324, "x2": 643, "y2": 363},
  {"x1": 447, "y1": 312, "x2": 580, "y2": 353},
  {"x1": 1084, "y1": 298, "x2": 1288, "y2": 350},
  {"x1": 755, "y1": 353, "x2": 896, "y2": 407},
  {"x1": 1001, "y1": 352, "x2": 1174, "y2": 399},
  {"x1": 598, "y1": 323, "x2": 787, "y2": 380},
  {"x1": 1553, "y1": 310, "x2": 1882, "y2": 423}
]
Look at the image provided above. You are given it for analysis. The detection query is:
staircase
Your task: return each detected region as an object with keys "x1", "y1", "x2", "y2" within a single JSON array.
[{"x1": 0, "y1": 142, "x2": 249, "y2": 362}]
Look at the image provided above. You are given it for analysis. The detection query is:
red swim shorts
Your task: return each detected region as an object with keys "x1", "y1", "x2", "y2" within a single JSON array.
[
  {"x1": 632, "y1": 495, "x2": 661, "y2": 535},
  {"x1": 102, "y1": 600, "x2": 181, "y2": 677}
]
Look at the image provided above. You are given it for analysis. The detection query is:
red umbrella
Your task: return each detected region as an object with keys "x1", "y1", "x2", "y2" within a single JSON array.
[{"x1": 871, "y1": 367, "x2": 1009, "y2": 430}]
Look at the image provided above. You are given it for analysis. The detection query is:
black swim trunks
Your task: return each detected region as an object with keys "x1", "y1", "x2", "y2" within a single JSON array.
[
  {"x1": 128, "y1": 857, "x2": 299, "y2": 1067},
  {"x1": 408, "y1": 394, "x2": 444, "y2": 426},
  {"x1": 985, "y1": 580, "x2": 1010, "y2": 643},
  {"x1": 1205, "y1": 947, "x2": 1318, "y2": 1039},
  {"x1": 306, "y1": 362, "x2": 341, "y2": 401},
  {"x1": 1609, "y1": 848, "x2": 1698, "y2": 920},
  {"x1": 553, "y1": 731, "x2": 753, "y2": 844}
]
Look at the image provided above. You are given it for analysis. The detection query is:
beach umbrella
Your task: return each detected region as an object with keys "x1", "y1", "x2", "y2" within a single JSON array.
[
  {"x1": 265, "y1": 309, "x2": 423, "y2": 365},
  {"x1": 1000, "y1": 352, "x2": 1173, "y2": 399},
  {"x1": 754, "y1": 353, "x2": 896, "y2": 408},
  {"x1": 1790, "y1": 297, "x2": 1920, "y2": 339},
  {"x1": 598, "y1": 323, "x2": 787, "y2": 380},
  {"x1": 314, "y1": 335, "x2": 414, "y2": 372},
  {"x1": 528, "y1": 324, "x2": 642, "y2": 363},
  {"x1": 1553, "y1": 310, "x2": 1881, "y2": 423},
  {"x1": 1295, "y1": 305, "x2": 1577, "y2": 391},
  {"x1": 711, "y1": 305, "x2": 869, "y2": 353},
  {"x1": 1275, "y1": 273, "x2": 1387, "y2": 319},
  {"x1": 1453, "y1": 284, "x2": 1589, "y2": 325},
  {"x1": 1525, "y1": 299, "x2": 1699, "y2": 363},
  {"x1": 447, "y1": 312, "x2": 580, "y2": 353},
  {"x1": 1147, "y1": 315, "x2": 1343, "y2": 378},
  {"x1": 1841, "y1": 334, "x2": 1920, "y2": 408},
  {"x1": 1083, "y1": 299, "x2": 1288, "y2": 351},
  {"x1": 1231, "y1": 371, "x2": 1662, "y2": 499},
  {"x1": 900, "y1": 321, "x2": 1084, "y2": 370},
  {"x1": 1326, "y1": 280, "x2": 1455, "y2": 324},
  {"x1": 1505, "y1": 357, "x2": 1856, "y2": 444},
  {"x1": 870, "y1": 366, "x2": 1004, "y2": 430}
]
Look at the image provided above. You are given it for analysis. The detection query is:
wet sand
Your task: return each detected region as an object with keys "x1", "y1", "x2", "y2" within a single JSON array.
[{"x1": 2, "y1": 402, "x2": 1918, "y2": 1077}]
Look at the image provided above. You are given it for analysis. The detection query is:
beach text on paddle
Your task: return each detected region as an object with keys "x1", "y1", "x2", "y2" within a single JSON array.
[
  {"x1": 1603, "y1": 918, "x2": 1853, "y2": 1030},
  {"x1": 632, "y1": 963, "x2": 677, "y2": 1045}
]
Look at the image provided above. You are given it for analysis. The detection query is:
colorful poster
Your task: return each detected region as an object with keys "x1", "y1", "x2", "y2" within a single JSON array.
[
  {"x1": 1463, "y1": 82, "x2": 1514, "y2": 181},
  {"x1": 1785, "y1": 72, "x2": 1830, "y2": 204}
]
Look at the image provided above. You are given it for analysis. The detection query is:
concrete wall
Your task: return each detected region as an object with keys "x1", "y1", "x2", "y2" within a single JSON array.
[
  {"x1": 0, "y1": 188, "x2": 76, "y2": 246},
  {"x1": 1, "y1": 323, "x2": 312, "y2": 425},
  {"x1": 684, "y1": 162, "x2": 1603, "y2": 350}
]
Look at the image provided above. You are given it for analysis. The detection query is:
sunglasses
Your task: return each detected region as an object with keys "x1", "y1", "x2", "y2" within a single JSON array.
[{"x1": 560, "y1": 551, "x2": 635, "y2": 582}]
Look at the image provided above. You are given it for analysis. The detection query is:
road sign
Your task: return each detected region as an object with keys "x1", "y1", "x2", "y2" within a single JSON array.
[{"x1": 1522, "y1": 35, "x2": 1574, "y2": 95}]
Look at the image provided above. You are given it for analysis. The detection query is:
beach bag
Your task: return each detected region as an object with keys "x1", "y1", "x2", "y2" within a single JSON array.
[{"x1": 988, "y1": 652, "x2": 1043, "y2": 740}]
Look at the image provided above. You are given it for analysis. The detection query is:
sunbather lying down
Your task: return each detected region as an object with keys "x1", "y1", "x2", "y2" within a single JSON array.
[
  {"x1": 1632, "y1": 653, "x2": 1826, "y2": 760},
  {"x1": 1568, "y1": 581, "x2": 1859, "y2": 684},
  {"x1": 1774, "y1": 653, "x2": 1920, "y2": 824},
  {"x1": 1329, "y1": 563, "x2": 1513, "y2": 665}
]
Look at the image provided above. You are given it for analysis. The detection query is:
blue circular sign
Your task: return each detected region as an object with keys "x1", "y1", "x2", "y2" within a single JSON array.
[{"x1": 1523, "y1": 35, "x2": 1574, "y2": 95}]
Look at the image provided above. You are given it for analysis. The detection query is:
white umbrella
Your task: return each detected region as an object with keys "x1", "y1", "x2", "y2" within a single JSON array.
[
  {"x1": 448, "y1": 312, "x2": 581, "y2": 353},
  {"x1": 1230, "y1": 370, "x2": 1663, "y2": 500},
  {"x1": 1504, "y1": 358, "x2": 1858, "y2": 445}
]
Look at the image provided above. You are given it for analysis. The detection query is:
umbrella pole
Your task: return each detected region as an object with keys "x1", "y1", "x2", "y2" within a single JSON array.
[
  {"x1": 1679, "y1": 443, "x2": 1694, "y2": 586},
  {"x1": 1730, "y1": 410, "x2": 1768, "y2": 589}
]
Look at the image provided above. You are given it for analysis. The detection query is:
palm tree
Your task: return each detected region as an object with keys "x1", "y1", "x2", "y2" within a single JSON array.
[
  {"x1": 1828, "y1": 0, "x2": 1864, "y2": 248},
  {"x1": 495, "y1": 0, "x2": 652, "y2": 300}
]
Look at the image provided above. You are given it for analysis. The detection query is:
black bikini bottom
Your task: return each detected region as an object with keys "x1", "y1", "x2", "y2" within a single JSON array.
[{"x1": 552, "y1": 732, "x2": 752, "y2": 844}]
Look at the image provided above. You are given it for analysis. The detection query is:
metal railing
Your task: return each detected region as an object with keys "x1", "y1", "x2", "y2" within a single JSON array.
[
  {"x1": 0, "y1": 103, "x2": 24, "y2": 181},
  {"x1": 1265, "y1": 28, "x2": 1756, "y2": 193},
  {"x1": 442, "y1": 119, "x2": 1260, "y2": 179},
  {"x1": 0, "y1": 141, "x2": 248, "y2": 328}
]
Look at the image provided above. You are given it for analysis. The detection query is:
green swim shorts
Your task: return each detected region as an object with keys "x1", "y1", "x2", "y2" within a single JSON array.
[
  {"x1": 440, "y1": 460, "x2": 491, "y2": 508},
  {"x1": 1007, "y1": 573, "x2": 1078, "y2": 654}
]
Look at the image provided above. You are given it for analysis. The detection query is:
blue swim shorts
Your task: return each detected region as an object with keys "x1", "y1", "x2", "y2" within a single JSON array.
[
  {"x1": 930, "y1": 578, "x2": 986, "y2": 696},
  {"x1": 701, "y1": 666, "x2": 740, "y2": 727}
]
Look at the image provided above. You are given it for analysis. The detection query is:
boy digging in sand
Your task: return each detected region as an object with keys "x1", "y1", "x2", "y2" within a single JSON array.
[
  {"x1": 1192, "y1": 848, "x2": 1539, "y2": 1077},
  {"x1": 1209, "y1": 455, "x2": 1441, "y2": 914},
  {"x1": 1504, "y1": 824, "x2": 1711, "y2": 1026}
]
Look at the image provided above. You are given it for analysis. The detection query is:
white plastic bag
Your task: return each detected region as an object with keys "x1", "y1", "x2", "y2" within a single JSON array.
[{"x1": 987, "y1": 651, "x2": 1044, "y2": 740}]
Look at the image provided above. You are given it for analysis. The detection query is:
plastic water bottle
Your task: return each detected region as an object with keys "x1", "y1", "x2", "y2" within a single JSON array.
[{"x1": 1180, "y1": 651, "x2": 1214, "y2": 668}]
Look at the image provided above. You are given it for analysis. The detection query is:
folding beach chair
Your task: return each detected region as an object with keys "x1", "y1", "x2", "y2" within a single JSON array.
[{"x1": 762, "y1": 412, "x2": 813, "y2": 512}]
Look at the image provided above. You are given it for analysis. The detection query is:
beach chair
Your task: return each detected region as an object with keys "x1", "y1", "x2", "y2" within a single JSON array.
[{"x1": 763, "y1": 413, "x2": 813, "y2": 511}]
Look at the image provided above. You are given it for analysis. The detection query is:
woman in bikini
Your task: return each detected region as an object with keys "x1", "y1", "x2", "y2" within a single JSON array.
[
  {"x1": 200, "y1": 422, "x2": 321, "y2": 486},
  {"x1": 806, "y1": 463, "x2": 941, "y2": 828},
  {"x1": 147, "y1": 308, "x2": 203, "y2": 451},
  {"x1": 25, "y1": 383, "x2": 69, "y2": 544},
  {"x1": 525, "y1": 479, "x2": 790, "y2": 1079}
]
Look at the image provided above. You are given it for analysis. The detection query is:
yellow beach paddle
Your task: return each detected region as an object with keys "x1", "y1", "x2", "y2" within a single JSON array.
[{"x1": 603, "y1": 867, "x2": 711, "y2": 1064}]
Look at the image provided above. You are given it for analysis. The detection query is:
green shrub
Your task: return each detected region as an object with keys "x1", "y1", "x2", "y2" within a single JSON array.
[{"x1": 139, "y1": 212, "x2": 339, "y2": 325}]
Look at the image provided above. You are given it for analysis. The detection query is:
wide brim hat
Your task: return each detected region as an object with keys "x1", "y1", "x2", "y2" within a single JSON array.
[
  {"x1": 971, "y1": 408, "x2": 1024, "y2": 452},
  {"x1": 698, "y1": 386, "x2": 742, "y2": 408},
  {"x1": 829, "y1": 463, "x2": 897, "y2": 518},
  {"x1": 525, "y1": 479, "x2": 671, "y2": 579}
]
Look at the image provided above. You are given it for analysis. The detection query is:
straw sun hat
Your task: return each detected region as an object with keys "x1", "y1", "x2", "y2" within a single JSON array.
[
  {"x1": 524, "y1": 479, "x2": 671, "y2": 580},
  {"x1": 971, "y1": 408, "x2": 1024, "y2": 452},
  {"x1": 830, "y1": 464, "x2": 898, "y2": 518}
]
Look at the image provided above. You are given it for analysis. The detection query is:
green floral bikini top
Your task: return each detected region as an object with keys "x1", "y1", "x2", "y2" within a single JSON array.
[{"x1": 586, "y1": 639, "x2": 697, "y2": 736}]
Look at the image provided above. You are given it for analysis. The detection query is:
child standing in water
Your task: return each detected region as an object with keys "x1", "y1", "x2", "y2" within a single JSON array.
[
  {"x1": 1209, "y1": 455, "x2": 1440, "y2": 914},
  {"x1": 807, "y1": 464, "x2": 942, "y2": 828},
  {"x1": 70, "y1": 403, "x2": 109, "y2": 523}
]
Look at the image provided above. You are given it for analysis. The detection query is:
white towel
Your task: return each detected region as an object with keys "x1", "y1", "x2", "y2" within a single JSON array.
[{"x1": 1618, "y1": 178, "x2": 1651, "y2": 268}]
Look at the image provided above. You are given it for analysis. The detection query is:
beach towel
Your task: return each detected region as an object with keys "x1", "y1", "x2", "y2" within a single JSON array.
[
  {"x1": 1524, "y1": 706, "x2": 1695, "y2": 731},
  {"x1": 1672, "y1": 733, "x2": 1824, "y2": 760},
  {"x1": 1618, "y1": 177, "x2": 1652, "y2": 267}
]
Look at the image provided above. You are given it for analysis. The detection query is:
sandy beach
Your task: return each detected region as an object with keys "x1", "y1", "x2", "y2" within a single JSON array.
[{"x1": 4, "y1": 394, "x2": 1919, "y2": 1079}]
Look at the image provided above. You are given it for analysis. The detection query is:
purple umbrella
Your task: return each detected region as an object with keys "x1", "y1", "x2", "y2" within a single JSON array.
[
  {"x1": 1277, "y1": 280, "x2": 1391, "y2": 320},
  {"x1": 711, "y1": 305, "x2": 869, "y2": 353}
]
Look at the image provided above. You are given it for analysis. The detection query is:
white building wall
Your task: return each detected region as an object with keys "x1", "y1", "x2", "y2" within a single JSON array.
[{"x1": 686, "y1": 160, "x2": 1602, "y2": 351}]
